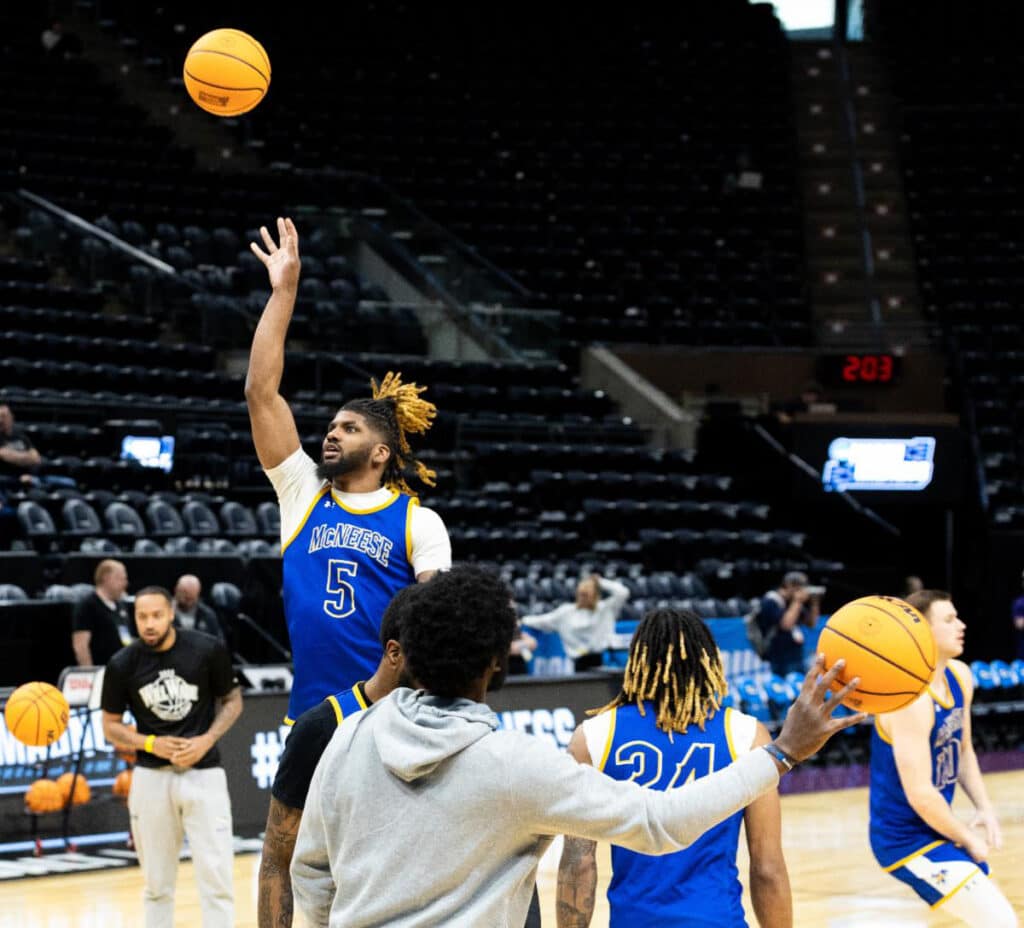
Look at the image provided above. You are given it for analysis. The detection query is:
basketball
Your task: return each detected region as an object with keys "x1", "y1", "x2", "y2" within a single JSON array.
[
  {"x1": 112, "y1": 769, "x2": 132, "y2": 799},
  {"x1": 25, "y1": 778, "x2": 63, "y2": 815},
  {"x1": 818, "y1": 595, "x2": 937, "y2": 714},
  {"x1": 3, "y1": 681, "x2": 70, "y2": 747},
  {"x1": 56, "y1": 771, "x2": 91, "y2": 806},
  {"x1": 183, "y1": 28, "x2": 270, "y2": 117}
]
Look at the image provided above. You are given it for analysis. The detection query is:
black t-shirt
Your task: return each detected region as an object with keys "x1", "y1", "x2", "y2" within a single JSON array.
[
  {"x1": 0, "y1": 428, "x2": 36, "y2": 479},
  {"x1": 72, "y1": 593, "x2": 134, "y2": 665},
  {"x1": 271, "y1": 681, "x2": 369, "y2": 810},
  {"x1": 100, "y1": 629, "x2": 238, "y2": 769}
]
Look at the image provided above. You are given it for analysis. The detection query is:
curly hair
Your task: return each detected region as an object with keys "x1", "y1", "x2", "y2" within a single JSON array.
[
  {"x1": 379, "y1": 582, "x2": 421, "y2": 647},
  {"x1": 591, "y1": 608, "x2": 727, "y2": 734},
  {"x1": 399, "y1": 566, "x2": 517, "y2": 697},
  {"x1": 343, "y1": 371, "x2": 437, "y2": 496}
]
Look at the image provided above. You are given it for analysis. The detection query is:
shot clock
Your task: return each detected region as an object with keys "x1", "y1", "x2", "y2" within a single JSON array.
[{"x1": 819, "y1": 353, "x2": 902, "y2": 387}]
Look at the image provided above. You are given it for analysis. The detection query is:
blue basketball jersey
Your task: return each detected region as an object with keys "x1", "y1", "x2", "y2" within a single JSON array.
[
  {"x1": 869, "y1": 665, "x2": 967, "y2": 868},
  {"x1": 282, "y1": 487, "x2": 417, "y2": 721},
  {"x1": 589, "y1": 703, "x2": 752, "y2": 928},
  {"x1": 326, "y1": 682, "x2": 370, "y2": 724}
]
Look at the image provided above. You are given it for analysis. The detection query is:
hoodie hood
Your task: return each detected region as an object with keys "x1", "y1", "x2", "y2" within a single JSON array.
[{"x1": 374, "y1": 687, "x2": 499, "y2": 782}]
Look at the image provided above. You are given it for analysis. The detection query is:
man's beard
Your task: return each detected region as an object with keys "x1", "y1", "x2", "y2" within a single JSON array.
[
  {"x1": 316, "y1": 445, "x2": 373, "y2": 482},
  {"x1": 141, "y1": 627, "x2": 173, "y2": 651}
]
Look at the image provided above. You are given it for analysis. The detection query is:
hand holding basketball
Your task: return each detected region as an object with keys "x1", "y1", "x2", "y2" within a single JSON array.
[{"x1": 773, "y1": 654, "x2": 868, "y2": 764}]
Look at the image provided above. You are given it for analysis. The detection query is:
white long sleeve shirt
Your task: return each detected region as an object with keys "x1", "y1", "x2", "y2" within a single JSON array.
[{"x1": 521, "y1": 577, "x2": 630, "y2": 658}]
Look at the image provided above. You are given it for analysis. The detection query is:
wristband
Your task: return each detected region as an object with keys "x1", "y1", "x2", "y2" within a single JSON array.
[
  {"x1": 144, "y1": 734, "x2": 156, "y2": 754},
  {"x1": 763, "y1": 742, "x2": 796, "y2": 772}
]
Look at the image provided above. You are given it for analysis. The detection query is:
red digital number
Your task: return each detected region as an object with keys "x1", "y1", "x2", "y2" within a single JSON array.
[
  {"x1": 860, "y1": 355, "x2": 879, "y2": 381},
  {"x1": 878, "y1": 355, "x2": 893, "y2": 382},
  {"x1": 842, "y1": 355, "x2": 860, "y2": 382}
]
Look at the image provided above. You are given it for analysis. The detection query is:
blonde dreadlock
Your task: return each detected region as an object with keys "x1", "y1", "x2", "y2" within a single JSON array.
[
  {"x1": 589, "y1": 608, "x2": 728, "y2": 734},
  {"x1": 342, "y1": 370, "x2": 438, "y2": 496}
]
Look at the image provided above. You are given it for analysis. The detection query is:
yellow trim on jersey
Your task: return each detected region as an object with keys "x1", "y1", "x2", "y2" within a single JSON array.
[
  {"x1": 930, "y1": 865, "x2": 982, "y2": 909},
  {"x1": 283, "y1": 715, "x2": 295, "y2": 726},
  {"x1": 597, "y1": 708, "x2": 617, "y2": 772},
  {"x1": 874, "y1": 716, "x2": 893, "y2": 745},
  {"x1": 281, "y1": 486, "x2": 331, "y2": 554},
  {"x1": 326, "y1": 694, "x2": 343, "y2": 725},
  {"x1": 724, "y1": 706, "x2": 737, "y2": 761},
  {"x1": 353, "y1": 682, "x2": 369, "y2": 711},
  {"x1": 883, "y1": 839, "x2": 944, "y2": 872},
  {"x1": 929, "y1": 667, "x2": 955, "y2": 709},
  {"x1": 330, "y1": 488, "x2": 401, "y2": 515},
  {"x1": 405, "y1": 496, "x2": 419, "y2": 566},
  {"x1": 947, "y1": 662, "x2": 968, "y2": 702}
]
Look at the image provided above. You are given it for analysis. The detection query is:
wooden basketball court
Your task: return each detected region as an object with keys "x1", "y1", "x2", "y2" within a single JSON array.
[{"x1": 2, "y1": 770, "x2": 1020, "y2": 926}]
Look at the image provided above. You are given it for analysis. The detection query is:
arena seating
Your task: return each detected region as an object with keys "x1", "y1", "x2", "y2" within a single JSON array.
[{"x1": 871, "y1": 0, "x2": 1024, "y2": 525}]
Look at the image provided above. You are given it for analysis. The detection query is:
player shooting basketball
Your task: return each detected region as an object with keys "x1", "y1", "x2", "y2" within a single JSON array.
[{"x1": 245, "y1": 217, "x2": 452, "y2": 723}]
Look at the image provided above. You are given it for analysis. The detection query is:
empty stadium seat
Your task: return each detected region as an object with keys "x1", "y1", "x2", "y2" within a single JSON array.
[
  {"x1": 62, "y1": 497, "x2": 103, "y2": 536},
  {"x1": 0, "y1": 584, "x2": 29, "y2": 602}
]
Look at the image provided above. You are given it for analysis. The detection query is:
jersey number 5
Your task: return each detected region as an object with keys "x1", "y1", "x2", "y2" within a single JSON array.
[{"x1": 324, "y1": 559, "x2": 358, "y2": 619}]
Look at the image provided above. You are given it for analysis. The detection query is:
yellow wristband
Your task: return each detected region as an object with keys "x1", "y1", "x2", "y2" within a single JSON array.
[{"x1": 144, "y1": 734, "x2": 156, "y2": 753}]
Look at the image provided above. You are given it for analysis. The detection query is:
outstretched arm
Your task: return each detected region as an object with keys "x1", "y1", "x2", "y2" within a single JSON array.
[{"x1": 245, "y1": 217, "x2": 303, "y2": 471}]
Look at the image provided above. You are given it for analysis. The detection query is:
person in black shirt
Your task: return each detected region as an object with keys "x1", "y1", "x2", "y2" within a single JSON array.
[
  {"x1": 258, "y1": 583, "x2": 418, "y2": 927},
  {"x1": 71, "y1": 559, "x2": 133, "y2": 666},
  {"x1": 101, "y1": 585, "x2": 243, "y2": 928},
  {"x1": 0, "y1": 403, "x2": 42, "y2": 497}
]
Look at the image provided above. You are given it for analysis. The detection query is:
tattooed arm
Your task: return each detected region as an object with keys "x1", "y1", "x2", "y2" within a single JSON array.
[
  {"x1": 557, "y1": 835, "x2": 597, "y2": 927},
  {"x1": 258, "y1": 797, "x2": 302, "y2": 928},
  {"x1": 556, "y1": 725, "x2": 599, "y2": 927}
]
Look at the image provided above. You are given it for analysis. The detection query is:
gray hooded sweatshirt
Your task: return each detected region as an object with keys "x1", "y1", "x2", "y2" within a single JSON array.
[{"x1": 292, "y1": 687, "x2": 779, "y2": 927}]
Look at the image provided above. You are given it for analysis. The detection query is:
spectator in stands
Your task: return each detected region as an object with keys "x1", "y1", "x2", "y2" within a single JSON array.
[
  {"x1": 1012, "y1": 570, "x2": 1024, "y2": 660},
  {"x1": 0, "y1": 404, "x2": 42, "y2": 496},
  {"x1": 172, "y1": 574, "x2": 225, "y2": 641},
  {"x1": 520, "y1": 574, "x2": 630, "y2": 672},
  {"x1": 753, "y1": 571, "x2": 820, "y2": 677},
  {"x1": 71, "y1": 559, "x2": 133, "y2": 666},
  {"x1": 244, "y1": 217, "x2": 451, "y2": 723}
]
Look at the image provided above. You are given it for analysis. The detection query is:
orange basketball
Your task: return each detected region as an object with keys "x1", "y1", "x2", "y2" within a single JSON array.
[
  {"x1": 56, "y1": 772, "x2": 91, "y2": 806},
  {"x1": 819, "y1": 595, "x2": 936, "y2": 714},
  {"x1": 4, "y1": 681, "x2": 70, "y2": 747},
  {"x1": 25, "y1": 778, "x2": 63, "y2": 814},
  {"x1": 183, "y1": 28, "x2": 270, "y2": 116},
  {"x1": 112, "y1": 769, "x2": 132, "y2": 799}
]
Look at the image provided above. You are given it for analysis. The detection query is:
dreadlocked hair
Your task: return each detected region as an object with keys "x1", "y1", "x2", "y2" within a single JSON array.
[
  {"x1": 343, "y1": 371, "x2": 438, "y2": 495},
  {"x1": 590, "y1": 608, "x2": 728, "y2": 735}
]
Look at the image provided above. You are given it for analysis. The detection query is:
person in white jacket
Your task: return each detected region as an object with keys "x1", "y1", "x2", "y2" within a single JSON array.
[
  {"x1": 521, "y1": 573, "x2": 630, "y2": 671},
  {"x1": 291, "y1": 566, "x2": 864, "y2": 928}
]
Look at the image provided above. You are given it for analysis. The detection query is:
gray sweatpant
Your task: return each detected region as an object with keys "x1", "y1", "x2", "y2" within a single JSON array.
[{"x1": 128, "y1": 765, "x2": 234, "y2": 928}]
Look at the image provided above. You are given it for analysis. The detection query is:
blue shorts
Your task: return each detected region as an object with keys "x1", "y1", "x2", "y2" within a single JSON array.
[{"x1": 883, "y1": 840, "x2": 990, "y2": 907}]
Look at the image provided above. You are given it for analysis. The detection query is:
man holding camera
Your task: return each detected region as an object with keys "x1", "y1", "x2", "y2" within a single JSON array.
[{"x1": 755, "y1": 571, "x2": 822, "y2": 677}]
